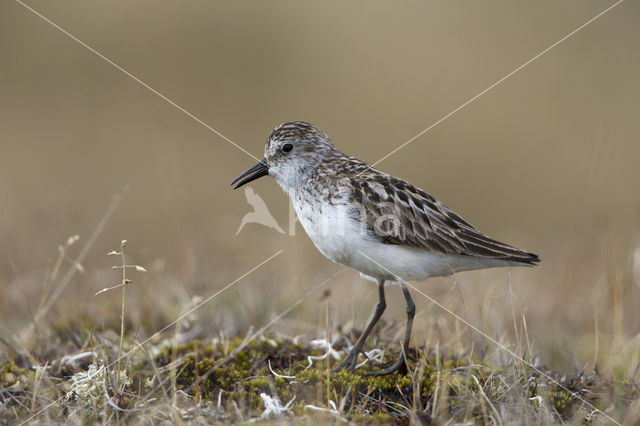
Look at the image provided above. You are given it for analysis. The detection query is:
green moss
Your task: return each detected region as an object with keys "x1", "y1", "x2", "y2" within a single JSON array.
[
  {"x1": 0, "y1": 362, "x2": 28, "y2": 388},
  {"x1": 143, "y1": 337, "x2": 445, "y2": 421},
  {"x1": 107, "y1": 334, "x2": 636, "y2": 424},
  {"x1": 352, "y1": 412, "x2": 396, "y2": 424},
  {"x1": 550, "y1": 389, "x2": 575, "y2": 418},
  {"x1": 6, "y1": 325, "x2": 638, "y2": 425}
]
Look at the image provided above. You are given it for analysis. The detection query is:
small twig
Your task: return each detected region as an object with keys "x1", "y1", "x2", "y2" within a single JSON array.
[
  {"x1": 471, "y1": 375, "x2": 502, "y2": 425},
  {"x1": 95, "y1": 280, "x2": 132, "y2": 296},
  {"x1": 355, "y1": 349, "x2": 384, "y2": 370},
  {"x1": 324, "y1": 290, "x2": 331, "y2": 409},
  {"x1": 100, "y1": 374, "x2": 145, "y2": 413},
  {"x1": 38, "y1": 235, "x2": 81, "y2": 318},
  {"x1": 253, "y1": 392, "x2": 295, "y2": 421},
  {"x1": 305, "y1": 337, "x2": 342, "y2": 369},
  {"x1": 97, "y1": 239, "x2": 145, "y2": 398},
  {"x1": 116, "y1": 240, "x2": 127, "y2": 395},
  {"x1": 267, "y1": 359, "x2": 295, "y2": 379},
  {"x1": 592, "y1": 311, "x2": 599, "y2": 371}
]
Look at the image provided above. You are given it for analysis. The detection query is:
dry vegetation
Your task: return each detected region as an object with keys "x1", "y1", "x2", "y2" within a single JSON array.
[
  {"x1": 1, "y1": 229, "x2": 639, "y2": 424},
  {"x1": 2, "y1": 327, "x2": 637, "y2": 424}
]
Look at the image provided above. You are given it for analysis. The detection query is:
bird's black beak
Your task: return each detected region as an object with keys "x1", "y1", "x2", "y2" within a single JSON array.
[{"x1": 231, "y1": 157, "x2": 269, "y2": 189}]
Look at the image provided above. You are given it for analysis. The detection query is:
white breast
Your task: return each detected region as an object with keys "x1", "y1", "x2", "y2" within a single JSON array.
[{"x1": 291, "y1": 193, "x2": 358, "y2": 266}]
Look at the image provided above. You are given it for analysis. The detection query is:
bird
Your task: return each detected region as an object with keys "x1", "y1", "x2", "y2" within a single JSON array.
[
  {"x1": 235, "y1": 186, "x2": 285, "y2": 235},
  {"x1": 231, "y1": 121, "x2": 539, "y2": 376}
]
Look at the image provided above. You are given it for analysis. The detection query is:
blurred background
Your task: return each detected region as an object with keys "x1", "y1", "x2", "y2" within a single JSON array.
[{"x1": 1, "y1": 0, "x2": 639, "y2": 372}]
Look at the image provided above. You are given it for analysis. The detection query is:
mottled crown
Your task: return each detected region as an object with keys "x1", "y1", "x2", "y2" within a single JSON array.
[{"x1": 267, "y1": 121, "x2": 332, "y2": 150}]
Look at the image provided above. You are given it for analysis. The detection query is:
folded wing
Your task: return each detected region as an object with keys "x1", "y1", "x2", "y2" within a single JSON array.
[{"x1": 350, "y1": 172, "x2": 539, "y2": 266}]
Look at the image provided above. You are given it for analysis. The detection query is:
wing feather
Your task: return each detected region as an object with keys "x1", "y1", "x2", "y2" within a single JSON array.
[{"x1": 350, "y1": 172, "x2": 539, "y2": 266}]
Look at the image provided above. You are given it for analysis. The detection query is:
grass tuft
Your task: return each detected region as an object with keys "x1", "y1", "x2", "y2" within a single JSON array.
[{"x1": 3, "y1": 327, "x2": 637, "y2": 424}]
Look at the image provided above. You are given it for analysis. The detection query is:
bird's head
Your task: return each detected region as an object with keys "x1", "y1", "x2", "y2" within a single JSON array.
[{"x1": 231, "y1": 121, "x2": 336, "y2": 193}]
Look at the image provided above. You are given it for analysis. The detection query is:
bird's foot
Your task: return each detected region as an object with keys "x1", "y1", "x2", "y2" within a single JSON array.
[
  {"x1": 364, "y1": 354, "x2": 410, "y2": 377},
  {"x1": 331, "y1": 348, "x2": 361, "y2": 373}
]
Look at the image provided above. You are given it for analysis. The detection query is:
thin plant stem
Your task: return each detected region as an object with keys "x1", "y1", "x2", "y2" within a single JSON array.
[
  {"x1": 116, "y1": 240, "x2": 127, "y2": 395},
  {"x1": 325, "y1": 295, "x2": 330, "y2": 409}
]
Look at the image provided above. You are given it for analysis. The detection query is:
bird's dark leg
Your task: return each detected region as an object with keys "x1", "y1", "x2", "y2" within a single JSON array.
[
  {"x1": 332, "y1": 279, "x2": 386, "y2": 372},
  {"x1": 366, "y1": 283, "x2": 416, "y2": 376}
]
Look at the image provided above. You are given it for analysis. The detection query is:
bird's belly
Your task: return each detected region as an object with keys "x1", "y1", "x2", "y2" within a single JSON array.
[
  {"x1": 349, "y1": 243, "x2": 477, "y2": 281},
  {"x1": 293, "y1": 198, "x2": 500, "y2": 281}
]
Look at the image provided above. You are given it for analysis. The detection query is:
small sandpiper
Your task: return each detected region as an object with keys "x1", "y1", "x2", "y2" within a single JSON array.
[{"x1": 232, "y1": 121, "x2": 539, "y2": 376}]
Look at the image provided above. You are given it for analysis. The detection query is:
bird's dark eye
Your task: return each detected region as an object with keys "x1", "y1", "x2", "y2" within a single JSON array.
[{"x1": 282, "y1": 143, "x2": 293, "y2": 153}]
